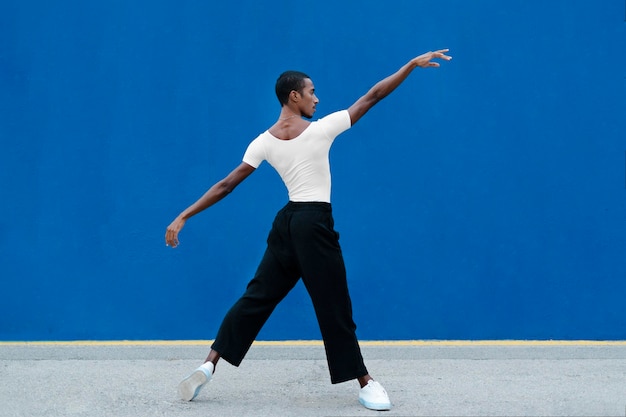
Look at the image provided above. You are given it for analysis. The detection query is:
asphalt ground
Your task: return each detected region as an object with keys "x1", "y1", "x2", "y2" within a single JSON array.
[{"x1": 1, "y1": 341, "x2": 626, "y2": 417}]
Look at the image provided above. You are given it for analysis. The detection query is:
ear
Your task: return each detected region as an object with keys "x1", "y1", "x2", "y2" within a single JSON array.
[{"x1": 289, "y1": 90, "x2": 300, "y2": 102}]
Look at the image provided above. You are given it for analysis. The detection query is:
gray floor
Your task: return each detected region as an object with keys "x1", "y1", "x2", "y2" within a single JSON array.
[{"x1": 1, "y1": 342, "x2": 626, "y2": 417}]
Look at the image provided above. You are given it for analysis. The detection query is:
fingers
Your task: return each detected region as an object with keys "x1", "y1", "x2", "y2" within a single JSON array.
[
  {"x1": 414, "y1": 49, "x2": 452, "y2": 67},
  {"x1": 165, "y1": 217, "x2": 185, "y2": 248},
  {"x1": 434, "y1": 48, "x2": 452, "y2": 61},
  {"x1": 165, "y1": 228, "x2": 179, "y2": 248}
]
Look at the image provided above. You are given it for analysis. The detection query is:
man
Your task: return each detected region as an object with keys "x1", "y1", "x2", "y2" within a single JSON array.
[{"x1": 165, "y1": 49, "x2": 451, "y2": 411}]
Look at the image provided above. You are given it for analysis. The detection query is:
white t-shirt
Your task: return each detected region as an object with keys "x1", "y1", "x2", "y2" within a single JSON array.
[{"x1": 242, "y1": 110, "x2": 351, "y2": 203}]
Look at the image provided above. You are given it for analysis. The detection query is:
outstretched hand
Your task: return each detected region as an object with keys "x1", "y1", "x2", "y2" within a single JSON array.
[{"x1": 413, "y1": 49, "x2": 452, "y2": 68}]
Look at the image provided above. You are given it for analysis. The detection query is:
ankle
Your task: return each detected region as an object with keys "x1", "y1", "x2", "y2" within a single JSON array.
[
  {"x1": 204, "y1": 349, "x2": 221, "y2": 368},
  {"x1": 199, "y1": 361, "x2": 215, "y2": 376},
  {"x1": 358, "y1": 374, "x2": 373, "y2": 388}
]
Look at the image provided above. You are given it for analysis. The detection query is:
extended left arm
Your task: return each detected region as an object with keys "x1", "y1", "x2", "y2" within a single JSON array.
[{"x1": 348, "y1": 49, "x2": 452, "y2": 125}]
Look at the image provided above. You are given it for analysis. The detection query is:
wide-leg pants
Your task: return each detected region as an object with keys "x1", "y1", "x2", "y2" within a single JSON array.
[{"x1": 211, "y1": 201, "x2": 368, "y2": 384}]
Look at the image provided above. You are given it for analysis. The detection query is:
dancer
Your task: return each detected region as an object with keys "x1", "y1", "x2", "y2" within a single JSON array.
[{"x1": 166, "y1": 49, "x2": 451, "y2": 411}]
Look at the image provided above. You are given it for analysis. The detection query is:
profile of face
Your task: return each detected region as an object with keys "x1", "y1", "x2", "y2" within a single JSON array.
[{"x1": 293, "y1": 78, "x2": 319, "y2": 119}]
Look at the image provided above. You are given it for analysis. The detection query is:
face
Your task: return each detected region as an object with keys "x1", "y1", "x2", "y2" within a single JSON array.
[{"x1": 294, "y1": 78, "x2": 319, "y2": 119}]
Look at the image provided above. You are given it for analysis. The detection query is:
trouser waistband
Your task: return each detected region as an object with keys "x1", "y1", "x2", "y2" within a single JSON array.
[{"x1": 284, "y1": 201, "x2": 332, "y2": 211}]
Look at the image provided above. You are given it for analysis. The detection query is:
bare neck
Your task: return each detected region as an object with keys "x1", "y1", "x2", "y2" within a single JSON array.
[{"x1": 269, "y1": 116, "x2": 310, "y2": 140}]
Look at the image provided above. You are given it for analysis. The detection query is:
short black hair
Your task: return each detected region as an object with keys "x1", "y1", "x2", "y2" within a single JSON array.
[{"x1": 275, "y1": 71, "x2": 310, "y2": 105}]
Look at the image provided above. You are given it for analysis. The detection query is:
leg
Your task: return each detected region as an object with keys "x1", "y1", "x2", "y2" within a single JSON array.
[
  {"x1": 290, "y1": 208, "x2": 368, "y2": 384},
  {"x1": 179, "y1": 246, "x2": 298, "y2": 401},
  {"x1": 289, "y1": 206, "x2": 391, "y2": 410},
  {"x1": 204, "y1": 349, "x2": 221, "y2": 367},
  {"x1": 211, "y1": 245, "x2": 300, "y2": 366},
  {"x1": 357, "y1": 374, "x2": 373, "y2": 388},
  {"x1": 179, "y1": 208, "x2": 299, "y2": 401}
]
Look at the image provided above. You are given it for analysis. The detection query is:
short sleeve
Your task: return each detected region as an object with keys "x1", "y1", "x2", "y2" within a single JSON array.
[
  {"x1": 317, "y1": 110, "x2": 351, "y2": 141},
  {"x1": 242, "y1": 135, "x2": 266, "y2": 168}
]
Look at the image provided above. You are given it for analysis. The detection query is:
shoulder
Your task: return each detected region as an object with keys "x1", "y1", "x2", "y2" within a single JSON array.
[
  {"x1": 316, "y1": 110, "x2": 351, "y2": 127},
  {"x1": 313, "y1": 110, "x2": 351, "y2": 140},
  {"x1": 247, "y1": 131, "x2": 272, "y2": 147},
  {"x1": 243, "y1": 132, "x2": 272, "y2": 165}
]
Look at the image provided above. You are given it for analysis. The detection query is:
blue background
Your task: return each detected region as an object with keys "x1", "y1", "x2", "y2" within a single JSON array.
[{"x1": 1, "y1": 0, "x2": 625, "y2": 341}]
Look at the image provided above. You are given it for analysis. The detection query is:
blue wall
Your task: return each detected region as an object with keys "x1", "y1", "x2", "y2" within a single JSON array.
[{"x1": 1, "y1": 0, "x2": 625, "y2": 341}]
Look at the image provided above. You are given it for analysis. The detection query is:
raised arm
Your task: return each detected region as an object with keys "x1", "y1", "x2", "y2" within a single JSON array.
[
  {"x1": 347, "y1": 49, "x2": 451, "y2": 125},
  {"x1": 165, "y1": 162, "x2": 256, "y2": 248}
]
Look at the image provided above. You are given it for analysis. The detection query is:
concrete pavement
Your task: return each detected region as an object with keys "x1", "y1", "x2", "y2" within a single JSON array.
[{"x1": 1, "y1": 341, "x2": 625, "y2": 417}]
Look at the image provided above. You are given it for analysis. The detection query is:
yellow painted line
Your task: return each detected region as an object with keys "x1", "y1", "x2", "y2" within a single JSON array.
[
  {"x1": 1, "y1": 340, "x2": 626, "y2": 347},
  {"x1": 359, "y1": 340, "x2": 626, "y2": 347}
]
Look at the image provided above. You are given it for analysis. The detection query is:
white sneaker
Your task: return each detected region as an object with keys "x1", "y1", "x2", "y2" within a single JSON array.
[
  {"x1": 358, "y1": 380, "x2": 391, "y2": 411},
  {"x1": 178, "y1": 362, "x2": 213, "y2": 401}
]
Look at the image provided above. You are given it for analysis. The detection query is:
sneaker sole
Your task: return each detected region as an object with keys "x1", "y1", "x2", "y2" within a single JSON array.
[
  {"x1": 178, "y1": 369, "x2": 208, "y2": 401},
  {"x1": 359, "y1": 397, "x2": 391, "y2": 411}
]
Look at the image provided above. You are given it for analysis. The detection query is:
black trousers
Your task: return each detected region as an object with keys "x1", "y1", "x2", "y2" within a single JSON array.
[{"x1": 211, "y1": 201, "x2": 368, "y2": 384}]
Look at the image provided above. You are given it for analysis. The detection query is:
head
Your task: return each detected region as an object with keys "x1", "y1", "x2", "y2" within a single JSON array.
[{"x1": 275, "y1": 70, "x2": 319, "y2": 119}]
